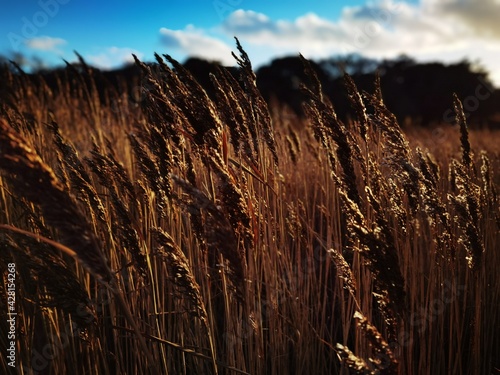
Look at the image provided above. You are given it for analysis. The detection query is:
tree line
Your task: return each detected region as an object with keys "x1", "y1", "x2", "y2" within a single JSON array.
[{"x1": 1, "y1": 53, "x2": 499, "y2": 127}]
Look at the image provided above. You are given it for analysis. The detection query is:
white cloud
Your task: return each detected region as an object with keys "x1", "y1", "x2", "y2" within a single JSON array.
[
  {"x1": 218, "y1": 1, "x2": 500, "y2": 85},
  {"x1": 222, "y1": 4, "x2": 470, "y2": 57},
  {"x1": 24, "y1": 36, "x2": 66, "y2": 52},
  {"x1": 159, "y1": 26, "x2": 235, "y2": 65},
  {"x1": 222, "y1": 10, "x2": 347, "y2": 56},
  {"x1": 153, "y1": 1, "x2": 500, "y2": 85},
  {"x1": 425, "y1": 0, "x2": 500, "y2": 39},
  {"x1": 87, "y1": 47, "x2": 143, "y2": 69}
]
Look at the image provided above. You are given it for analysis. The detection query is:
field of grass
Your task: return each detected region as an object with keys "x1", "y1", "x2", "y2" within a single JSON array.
[{"x1": 0, "y1": 43, "x2": 499, "y2": 374}]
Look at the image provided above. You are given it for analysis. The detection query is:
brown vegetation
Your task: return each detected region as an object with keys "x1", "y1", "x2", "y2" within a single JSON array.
[{"x1": 0, "y1": 41, "x2": 499, "y2": 374}]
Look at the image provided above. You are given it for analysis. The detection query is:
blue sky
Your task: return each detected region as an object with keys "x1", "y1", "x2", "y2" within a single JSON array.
[{"x1": 1, "y1": 0, "x2": 499, "y2": 86}]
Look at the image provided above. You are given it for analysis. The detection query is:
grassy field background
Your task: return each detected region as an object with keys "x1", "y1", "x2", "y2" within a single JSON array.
[{"x1": 0, "y1": 43, "x2": 499, "y2": 374}]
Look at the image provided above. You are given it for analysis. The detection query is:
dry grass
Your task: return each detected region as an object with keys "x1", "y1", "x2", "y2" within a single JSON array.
[{"x1": 0, "y1": 43, "x2": 499, "y2": 374}]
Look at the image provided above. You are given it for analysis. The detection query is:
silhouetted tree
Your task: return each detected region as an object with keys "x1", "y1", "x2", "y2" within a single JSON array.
[
  {"x1": 1, "y1": 52, "x2": 498, "y2": 128},
  {"x1": 320, "y1": 53, "x2": 380, "y2": 77},
  {"x1": 257, "y1": 54, "x2": 499, "y2": 127},
  {"x1": 256, "y1": 56, "x2": 330, "y2": 116}
]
